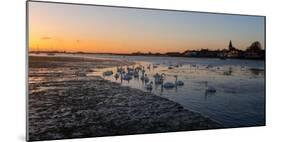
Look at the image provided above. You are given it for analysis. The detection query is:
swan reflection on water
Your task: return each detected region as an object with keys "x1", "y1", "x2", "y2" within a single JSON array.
[
  {"x1": 98, "y1": 62, "x2": 246, "y2": 96},
  {"x1": 88, "y1": 61, "x2": 262, "y2": 97},
  {"x1": 100, "y1": 63, "x2": 192, "y2": 94},
  {"x1": 87, "y1": 55, "x2": 264, "y2": 127}
]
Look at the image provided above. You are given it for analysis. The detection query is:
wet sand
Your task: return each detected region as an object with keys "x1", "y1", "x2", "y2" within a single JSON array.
[{"x1": 28, "y1": 55, "x2": 222, "y2": 141}]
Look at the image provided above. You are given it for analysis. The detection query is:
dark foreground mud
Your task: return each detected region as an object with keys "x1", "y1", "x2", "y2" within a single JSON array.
[{"x1": 28, "y1": 55, "x2": 222, "y2": 141}]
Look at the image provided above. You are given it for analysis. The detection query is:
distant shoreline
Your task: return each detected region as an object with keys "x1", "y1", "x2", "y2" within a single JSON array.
[
  {"x1": 28, "y1": 55, "x2": 134, "y2": 68},
  {"x1": 29, "y1": 51, "x2": 265, "y2": 60}
]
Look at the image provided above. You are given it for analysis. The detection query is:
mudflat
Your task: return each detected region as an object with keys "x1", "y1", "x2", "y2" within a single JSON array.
[{"x1": 28, "y1": 55, "x2": 221, "y2": 141}]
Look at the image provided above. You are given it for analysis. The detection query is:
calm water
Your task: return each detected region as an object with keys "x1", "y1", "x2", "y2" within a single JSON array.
[
  {"x1": 32, "y1": 53, "x2": 265, "y2": 127},
  {"x1": 89, "y1": 54, "x2": 265, "y2": 127}
]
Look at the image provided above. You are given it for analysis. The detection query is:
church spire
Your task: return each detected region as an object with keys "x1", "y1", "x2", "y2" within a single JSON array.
[{"x1": 228, "y1": 40, "x2": 234, "y2": 50}]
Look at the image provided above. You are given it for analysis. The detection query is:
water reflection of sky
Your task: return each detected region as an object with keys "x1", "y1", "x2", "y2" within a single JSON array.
[
  {"x1": 90, "y1": 55, "x2": 265, "y2": 127},
  {"x1": 29, "y1": 53, "x2": 265, "y2": 127}
]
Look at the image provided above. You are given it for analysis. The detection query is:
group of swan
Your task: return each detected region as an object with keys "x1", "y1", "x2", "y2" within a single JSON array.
[
  {"x1": 152, "y1": 73, "x2": 184, "y2": 90},
  {"x1": 103, "y1": 64, "x2": 216, "y2": 93},
  {"x1": 114, "y1": 65, "x2": 144, "y2": 82},
  {"x1": 167, "y1": 63, "x2": 183, "y2": 70},
  {"x1": 139, "y1": 67, "x2": 150, "y2": 82},
  {"x1": 145, "y1": 81, "x2": 153, "y2": 91},
  {"x1": 103, "y1": 64, "x2": 186, "y2": 91}
]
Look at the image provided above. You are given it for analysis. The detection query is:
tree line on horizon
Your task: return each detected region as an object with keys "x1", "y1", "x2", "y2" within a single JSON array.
[
  {"x1": 131, "y1": 40, "x2": 265, "y2": 59},
  {"x1": 30, "y1": 40, "x2": 265, "y2": 60}
]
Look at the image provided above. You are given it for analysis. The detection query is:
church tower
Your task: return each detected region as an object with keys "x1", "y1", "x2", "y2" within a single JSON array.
[{"x1": 228, "y1": 40, "x2": 235, "y2": 50}]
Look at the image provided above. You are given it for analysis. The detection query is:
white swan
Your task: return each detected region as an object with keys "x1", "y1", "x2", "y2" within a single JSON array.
[
  {"x1": 133, "y1": 69, "x2": 139, "y2": 78},
  {"x1": 205, "y1": 81, "x2": 216, "y2": 93},
  {"x1": 117, "y1": 66, "x2": 125, "y2": 73},
  {"x1": 223, "y1": 67, "x2": 233, "y2": 76},
  {"x1": 154, "y1": 73, "x2": 165, "y2": 84},
  {"x1": 127, "y1": 66, "x2": 134, "y2": 72},
  {"x1": 140, "y1": 72, "x2": 144, "y2": 80},
  {"x1": 206, "y1": 86, "x2": 216, "y2": 93},
  {"x1": 174, "y1": 75, "x2": 184, "y2": 86},
  {"x1": 122, "y1": 73, "x2": 132, "y2": 81},
  {"x1": 143, "y1": 74, "x2": 149, "y2": 83},
  {"x1": 146, "y1": 81, "x2": 153, "y2": 91},
  {"x1": 127, "y1": 70, "x2": 134, "y2": 76},
  {"x1": 114, "y1": 73, "x2": 119, "y2": 80},
  {"x1": 163, "y1": 82, "x2": 175, "y2": 89}
]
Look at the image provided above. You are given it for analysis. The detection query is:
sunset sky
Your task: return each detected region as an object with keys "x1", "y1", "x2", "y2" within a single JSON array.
[{"x1": 28, "y1": 1, "x2": 265, "y2": 54}]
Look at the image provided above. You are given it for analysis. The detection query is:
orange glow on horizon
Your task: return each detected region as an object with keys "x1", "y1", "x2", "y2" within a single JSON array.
[{"x1": 28, "y1": 1, "x2": 265, "y2": 54}]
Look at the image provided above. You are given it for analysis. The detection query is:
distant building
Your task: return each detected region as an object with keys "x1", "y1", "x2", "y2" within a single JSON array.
[
  {"x1": 217, "y1": 49, "x2": 228, "y2": 58},
  {"x1": 182, "y1": 40, "x2": 264, "y2": 60},
  {"x1": 229, "y1": 40, "x2": 235, "y2": 51},
  {"x1": 226, "y1": 40, "x2": 243, "y2": 58},
  {"x1": 227, "y1": 50, "x2": 242, "y2": 58}
]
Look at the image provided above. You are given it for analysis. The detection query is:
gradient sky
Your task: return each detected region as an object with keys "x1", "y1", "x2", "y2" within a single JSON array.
[{"x1": 28, "y1": 1, "x2": 265, "y2": 53}]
